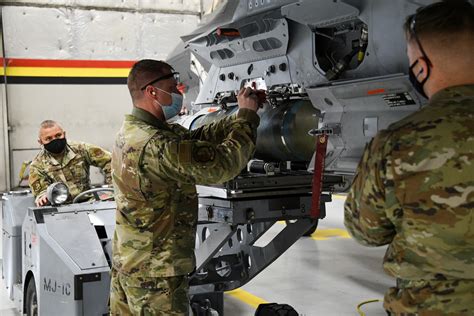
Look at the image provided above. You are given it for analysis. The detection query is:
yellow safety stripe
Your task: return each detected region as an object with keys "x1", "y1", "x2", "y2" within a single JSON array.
[{"x1": 4, "y1": 67, "x2": 129, "y2": 77}]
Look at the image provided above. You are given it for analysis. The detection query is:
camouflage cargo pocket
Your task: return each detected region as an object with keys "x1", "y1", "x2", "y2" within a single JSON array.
[
  {"x1": 121, "y1": 275, "x2": 189, "y2": 315},
  {"x1": 115, "y1": 224, "x2": 153, "y2": 252}
]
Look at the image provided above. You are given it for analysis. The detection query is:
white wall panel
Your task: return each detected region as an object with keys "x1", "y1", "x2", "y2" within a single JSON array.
[
  {"x1": 0, "y1": 85, "x2": 8, "y2": 191},
  {"x1": 3, "y1": 0, "x2": 73, "y2": 5},
  {"x1": 7, "y1": 84, "x2": 130, "y2": 149},
  {"x1": 7, "y1": 84, "x2": 132, "y2": 186},
  {"x1": 0, "y1": 23, "x2": 9, "y2": 191},
  {"x1": 72, "y1": 9, "x2": 140, "y2": 59},
  {"x1": 1, "y1": 2, "x2": 203, "y2": 189},
  {"x1": 138, "y1": 0, "x2": 201, "y2": 12},
  {"x1": 3, "y1": 7, "x2": 73, "y2": 59},
  {"x1": 2, "y1": 0, "x2": 201, "y2": 12},
  {"x1": 3, "y1": 6, "x2": 199, "y2": 60},
  {"x1": 73, "y1": 0, "x2": 140, "y2": 9},
  {"x1": 140, "y1": 13, "x2": 199, "y2": 59}
]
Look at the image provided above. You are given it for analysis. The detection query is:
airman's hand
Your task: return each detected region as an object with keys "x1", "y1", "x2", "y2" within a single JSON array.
[
  {"x1": 237, "y1": 87, "x2": 259, "y2": 112},
  {"x1": 35, "y1": 194, "x2": 49, "y2": 207}
]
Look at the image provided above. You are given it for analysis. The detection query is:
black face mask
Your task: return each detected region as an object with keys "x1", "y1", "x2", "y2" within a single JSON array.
[
  {"x1": 409, "y1": 59, "x2": 429, "y2": 99},
  {"x1": 44, "y1": 138, "x2": 67, "y2": 154}
]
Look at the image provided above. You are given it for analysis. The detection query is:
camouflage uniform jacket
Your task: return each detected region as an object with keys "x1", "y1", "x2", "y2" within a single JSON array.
[
  {"x1": 344, "y1": 85, "x2": 474, "y2": 309},
  {"x1": 112, "y1": 107, "x2": 259, "y2": 278},
  {"x1": 29, "y1": 141, "x2": 112, "y2": 200}
]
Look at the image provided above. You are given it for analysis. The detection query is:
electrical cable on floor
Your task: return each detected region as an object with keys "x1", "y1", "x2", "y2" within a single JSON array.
[{"x1": 356, "y1": 299, "x2": 381, "y2": 316}]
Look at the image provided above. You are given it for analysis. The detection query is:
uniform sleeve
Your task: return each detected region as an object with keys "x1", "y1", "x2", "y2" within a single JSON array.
[
  {"x1": 28, "y1": 164, "x2": 51, "y2": 198},
  {"x1": 149, "y1": 108, "x2": 260, "y2": 185},
  {"x1": 344, "y1": 130, "x2": 396, "y2": 246},
  {"x1": 84, "y1": 143, "x2": 112, "y2": 184},
  {"x1": 190, "y1": 112, "x2": 237, "y2": 143}
]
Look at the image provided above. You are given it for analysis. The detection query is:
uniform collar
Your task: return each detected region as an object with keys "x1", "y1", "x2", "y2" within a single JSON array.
[
  {"x1": 42, "y1": 143, "x2": 76, "y2": 166},
  {"x1": 131, "y1": 107, "x2": 171, "y2": 131},
  {"x1": 429, "y1": 84, "x2": 474, "y2": 105}
]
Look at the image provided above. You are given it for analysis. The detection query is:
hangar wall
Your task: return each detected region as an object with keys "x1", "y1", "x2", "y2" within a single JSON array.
[
  {"x1": 0, "y1": 20, "x2": 9, "y2": 191},
  {"x1": 0, "y1": 0, "x2": 215, "y2": 191}
]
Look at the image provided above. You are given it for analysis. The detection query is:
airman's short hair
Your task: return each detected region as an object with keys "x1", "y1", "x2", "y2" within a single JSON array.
[
  {"x1": 404, "y1": 0, "x2": 474, "y2": 44},
  {"x1": 40, "y1": 120, "x2": 60, "y2": 129},
  {"x1": 127, "y1": 59, "x2": 173, "y2": 102},
  {"x1": 38, "y1": 120, "x2": 63, "y2": 138}
]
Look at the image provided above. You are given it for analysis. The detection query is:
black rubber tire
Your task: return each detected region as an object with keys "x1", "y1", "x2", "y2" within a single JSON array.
[
  {"x1": 255, "y1": 303, "x2": 298, "y2": 316},
  {"x1": 25, "y1": 278, "x2": 38, "y2": 316},
  {"x1": 303, "y1": 219, "x2": 319, "y2": 237}
]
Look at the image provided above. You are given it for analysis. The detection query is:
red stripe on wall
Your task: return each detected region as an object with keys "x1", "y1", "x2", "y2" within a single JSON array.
[{"x1": 0, "y1": 58, "x2": 136, "y2": 68}]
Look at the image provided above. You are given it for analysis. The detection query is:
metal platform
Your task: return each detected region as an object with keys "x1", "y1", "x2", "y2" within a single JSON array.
[
  {"x1": 190, "y1": 172, "x2": 339, "y2": 311},
  {"x1": 196, "y1": 172, "x2": 343, "y2": 199}
]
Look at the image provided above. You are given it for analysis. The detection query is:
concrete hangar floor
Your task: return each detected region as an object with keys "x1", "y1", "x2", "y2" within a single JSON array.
[{"x1": 1, "y1": 195, "x2": 392, "y2": 316}]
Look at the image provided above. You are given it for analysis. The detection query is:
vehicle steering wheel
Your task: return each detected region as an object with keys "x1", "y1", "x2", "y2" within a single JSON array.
[{"x1": 72, "y1": 187, "x2": 115, "y2": 204}]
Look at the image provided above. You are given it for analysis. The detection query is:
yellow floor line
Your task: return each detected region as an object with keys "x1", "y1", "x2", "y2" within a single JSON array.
[
  {"x1": 311, "y1": 228, "x2": 351, "y2": 240},
  {"x1": 277, "y1": 222, "x2": 351, "y2": 240},
  {"x1": 225, "y1": 288, "x2": 268, "y2": 309}
]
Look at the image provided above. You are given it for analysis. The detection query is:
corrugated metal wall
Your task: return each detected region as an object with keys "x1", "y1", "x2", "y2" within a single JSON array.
[{"x1": 0, "y1": 0, "x2": 213, "y2": 191}]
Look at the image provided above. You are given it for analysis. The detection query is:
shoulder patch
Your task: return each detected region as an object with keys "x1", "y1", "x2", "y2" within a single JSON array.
[
  {"x1": 91, "y1": 148, "x2": 104, "y2": 157},
  {"x1": 193, "y1": 145, "x2": 216, "y2": 163},
  {"x1": 32, "y1": 180, "x2": 43, "y2": 193}
]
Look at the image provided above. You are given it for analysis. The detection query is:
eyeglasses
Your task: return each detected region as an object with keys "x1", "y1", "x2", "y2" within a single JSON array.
[{"x1": 140, "y1": 72, "x2": 180, "y2": 90}]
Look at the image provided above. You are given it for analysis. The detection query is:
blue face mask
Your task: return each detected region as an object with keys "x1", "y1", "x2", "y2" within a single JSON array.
[{"x1": 154, "y1": 88, "x2": 183, "y2": 120}]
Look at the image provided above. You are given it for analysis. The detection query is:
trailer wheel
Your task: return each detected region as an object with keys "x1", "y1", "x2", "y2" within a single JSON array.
[
  {"x1": 255, "y1": 303, "x2": 298, "y2": 315},
  {"x1": 25, "y1": 278, "x2": 38, "y2": 316},
  {"x1": 303, "y1": 219, "x2": 318, "y2": 237}
]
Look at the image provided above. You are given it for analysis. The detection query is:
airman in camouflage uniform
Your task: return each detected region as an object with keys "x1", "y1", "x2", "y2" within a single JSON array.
[
  {"x1": 29, "y1": 120, "x2": 111, "y2": 206},
  {"x1": 110, "y1": 60, "x2": 260, "y2": 315},
  {"x1": 344, "y1": 1, "x2": 474, "y2": 315}
]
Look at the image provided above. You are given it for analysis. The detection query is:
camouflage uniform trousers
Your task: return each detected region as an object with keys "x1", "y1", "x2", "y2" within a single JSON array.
[
  {"x1": 384, "y1": 279, "x2": 474, "y2": 316},
  {"x1": 110, "y1": 268, "x2": 189, "y2": 315}
]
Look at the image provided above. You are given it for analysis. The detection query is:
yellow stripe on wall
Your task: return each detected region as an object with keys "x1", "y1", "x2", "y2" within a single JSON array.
[{"x1": 5, "y1": 67, "x2": 130, "y2": 77}]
